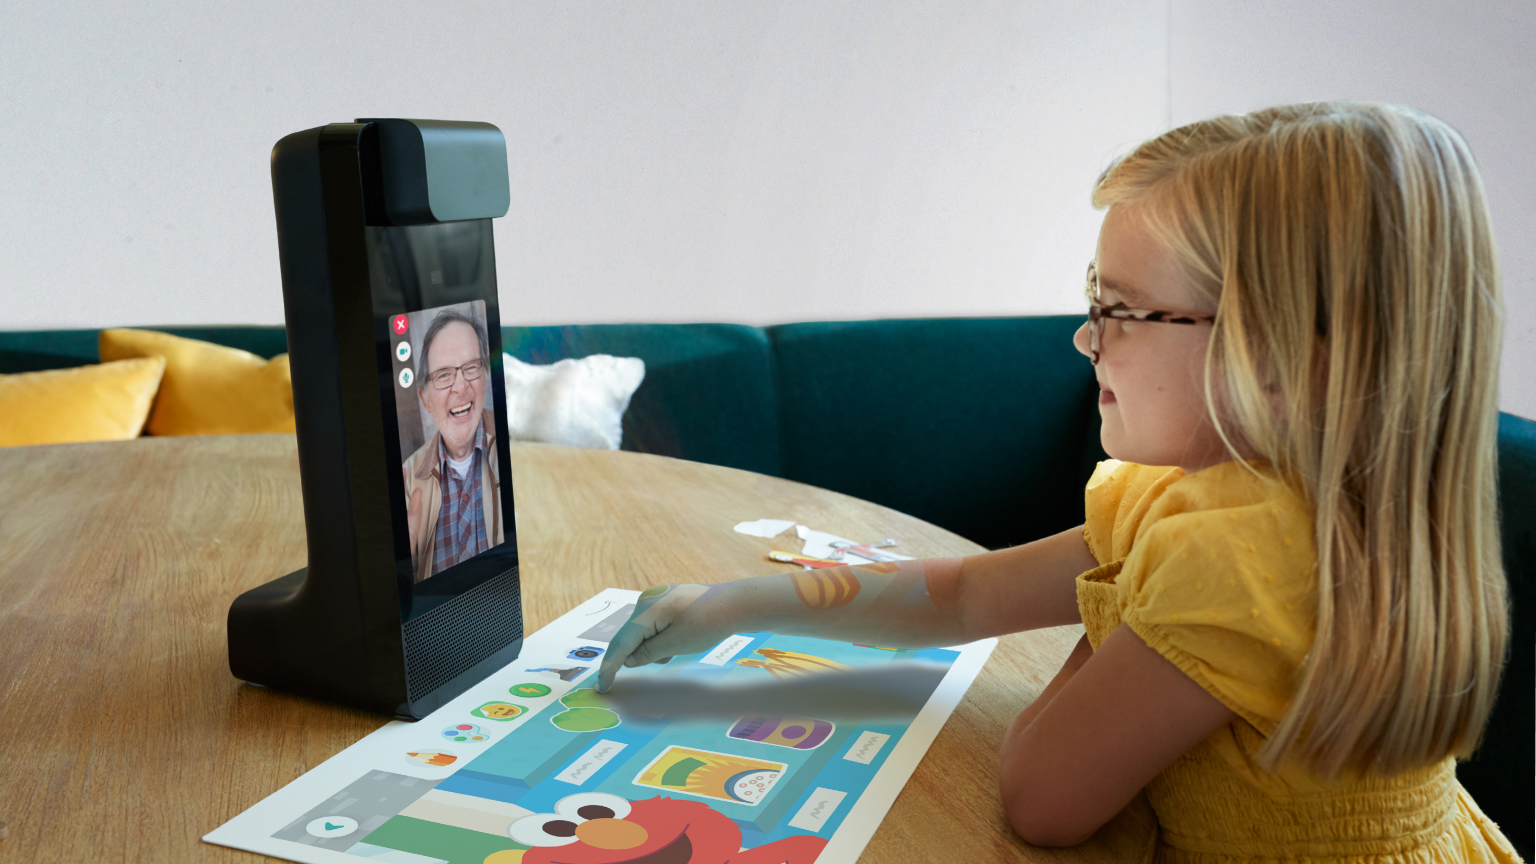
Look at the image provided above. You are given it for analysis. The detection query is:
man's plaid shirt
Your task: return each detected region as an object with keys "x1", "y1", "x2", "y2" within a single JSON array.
[{"x1": 431, "y1": 423, "x2": 490, "y2": 577}]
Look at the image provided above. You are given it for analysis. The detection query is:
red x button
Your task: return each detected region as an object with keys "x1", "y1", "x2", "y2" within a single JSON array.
[{"x1": 392, "y1": 314, "x2": 409, "y2": 335}]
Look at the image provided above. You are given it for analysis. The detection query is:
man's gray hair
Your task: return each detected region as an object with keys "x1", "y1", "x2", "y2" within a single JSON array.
[{"x1": 417, "y1": 308, "x2": 489, "y2": 381}]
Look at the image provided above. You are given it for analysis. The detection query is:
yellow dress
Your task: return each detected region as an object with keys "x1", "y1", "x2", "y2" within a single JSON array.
[{"x1": 1076, "y1": 459, "x2": 1522, "y2": 864}]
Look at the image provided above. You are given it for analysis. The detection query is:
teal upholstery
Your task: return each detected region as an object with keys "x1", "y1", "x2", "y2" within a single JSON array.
[
  {"x1": 1458, "y1": 411, "x2": 1536, "y2": 857},
  {"x1": 0, "y1": 322, "x2": 1529, "y2": 855},
  {"x1": 0, "y1": 326, "x2": 290, "y2": 373},
  {"x1": 0, "y1": 329, "x2": 102, "y2": 372},
  {"x1": 504, "y1": 324, "x2": 781, "y2": 478},
  {"x1": 767, "y1": 317, "x2": 1105, "y2": 550}
]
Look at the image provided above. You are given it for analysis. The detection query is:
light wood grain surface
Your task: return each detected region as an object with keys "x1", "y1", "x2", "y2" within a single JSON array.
[{"x1": 0, "y1": 435, "x2": 1154, "y2": 863}]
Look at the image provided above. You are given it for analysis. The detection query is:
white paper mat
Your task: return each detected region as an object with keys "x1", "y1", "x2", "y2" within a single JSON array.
[{"x1": 205, "y1": 588, "x2": 994, "y2": 864}]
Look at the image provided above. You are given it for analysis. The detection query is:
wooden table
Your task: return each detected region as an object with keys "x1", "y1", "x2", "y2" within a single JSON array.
[{"x1": 0, "y1": 435, "x2": 1155, "y2": 862}]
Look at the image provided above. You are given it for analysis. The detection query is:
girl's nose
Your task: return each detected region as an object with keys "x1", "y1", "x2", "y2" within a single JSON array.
[{"x1": 1072, "y1": 320, "x2": 1092, "y2": 360}]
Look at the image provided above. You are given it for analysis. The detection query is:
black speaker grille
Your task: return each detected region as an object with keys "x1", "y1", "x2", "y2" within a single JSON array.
[{"x1": 403, "y1": 567, "x2": 522, "y2": 704}]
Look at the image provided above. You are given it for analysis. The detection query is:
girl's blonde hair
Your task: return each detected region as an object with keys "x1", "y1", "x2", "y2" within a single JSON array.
[{"x1": 1093, "y1": 101, "x2": 1508, "y2": 781}]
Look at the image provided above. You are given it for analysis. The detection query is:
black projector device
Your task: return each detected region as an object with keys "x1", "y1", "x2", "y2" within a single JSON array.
[{"x1": 228, "y1": 119, "x2": 523, "y2": 719}]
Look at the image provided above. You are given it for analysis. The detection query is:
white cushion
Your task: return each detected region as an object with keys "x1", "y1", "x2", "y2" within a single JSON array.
[{"x1": 502, "y1": 353, "x2": 645, "y2": 450}]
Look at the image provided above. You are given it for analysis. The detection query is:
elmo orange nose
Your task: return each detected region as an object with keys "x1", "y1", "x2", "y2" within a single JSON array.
[{"x1": 573, "y1": 818, "x2": 648, "y2": 850}]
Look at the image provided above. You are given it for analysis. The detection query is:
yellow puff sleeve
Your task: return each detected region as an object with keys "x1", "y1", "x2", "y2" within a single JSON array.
[
  {"x1": 1083, "y1": 459, "x2": 1186, "y2": 565},
  {"x1": 1113, "y1": 463, "x2": 1318, "y2": 734}
]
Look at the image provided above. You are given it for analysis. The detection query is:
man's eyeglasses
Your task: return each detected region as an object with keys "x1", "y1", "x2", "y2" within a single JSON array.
[
  {"x1": 1084, "y1": 261, "x2": 1216, "y2": 365},
  {"x1": 427, "y1": 360, "x2": 487, "y2": 390}
]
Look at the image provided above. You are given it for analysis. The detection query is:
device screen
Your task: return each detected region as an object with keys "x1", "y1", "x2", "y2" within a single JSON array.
[{"x1": 365, "y1": 219, "x2": 519, "y2": 621}]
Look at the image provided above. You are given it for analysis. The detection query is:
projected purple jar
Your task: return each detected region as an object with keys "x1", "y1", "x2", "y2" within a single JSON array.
[{"x1": 728, "y1": 715, "x2": 835, "y2": 750}]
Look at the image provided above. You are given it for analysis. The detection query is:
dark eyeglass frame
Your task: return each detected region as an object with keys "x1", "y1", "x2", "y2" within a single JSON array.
[
  {"x1": 1084, "y1": 261, "x2": 1216, "y2": 365},
  {"x1": 427, "y1": 359, "x2": 488, "y2": 390}
]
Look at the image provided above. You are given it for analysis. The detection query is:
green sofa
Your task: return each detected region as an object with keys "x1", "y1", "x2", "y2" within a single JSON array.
[{"x1": 3, "y1": 318, "x2": 1531, "y2": 855}]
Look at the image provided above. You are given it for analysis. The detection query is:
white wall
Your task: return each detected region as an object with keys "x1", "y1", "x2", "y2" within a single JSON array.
[
  {"x1": 0, "y1": 1, "x2": 1164, "y2": 327},
  {"x1": 1, "y1": 0, "x2": 1531, "y2": 417},
  {"x1": 1170, "y1": 0, "x2": 1536, "y2": 420}
]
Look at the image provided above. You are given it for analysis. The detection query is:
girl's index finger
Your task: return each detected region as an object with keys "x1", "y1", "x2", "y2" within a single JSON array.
[
  {"x1": 598, "y1": 585, "x2": 678, "y2": 689},
  {"x1": 595, "y1": 609, "x2": 657, "y2": 692},
  {"x1": 595, "y1": 626, "x2": 637, "y2": 692}
]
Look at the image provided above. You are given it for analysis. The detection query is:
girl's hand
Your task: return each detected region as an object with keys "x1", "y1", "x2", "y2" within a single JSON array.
[{"x1": 596, "y1": 584, "x2": 734, "y2": 692}]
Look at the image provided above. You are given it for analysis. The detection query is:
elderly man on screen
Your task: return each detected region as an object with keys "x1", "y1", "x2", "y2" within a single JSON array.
[{"x1": 402, "y1": 309, "x2": 505, "y2": 583}]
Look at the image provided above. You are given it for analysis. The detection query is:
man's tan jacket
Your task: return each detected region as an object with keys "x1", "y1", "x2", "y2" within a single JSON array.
[{"x1": 401, "y1": 409, "x2": 504, "y2": 583}]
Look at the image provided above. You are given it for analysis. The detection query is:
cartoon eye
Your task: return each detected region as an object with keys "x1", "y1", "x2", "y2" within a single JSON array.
[
  {"x1": 553, "y1": 791, "x2": 632, "y2": 821},
  {"x1": 508, "y1": 813, "x2": 581, "y2": 847}
]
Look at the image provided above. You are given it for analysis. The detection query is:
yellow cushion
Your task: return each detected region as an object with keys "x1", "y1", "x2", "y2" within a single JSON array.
[
  {"x1": 0, "y1": 357, "x2": 166, "y2": 447},
  {"x1": 98, "y1": 328, "x2": 296, "y2": 436}
]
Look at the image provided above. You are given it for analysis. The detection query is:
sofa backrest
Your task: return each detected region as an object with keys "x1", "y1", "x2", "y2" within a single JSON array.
[
  {"x1": 1458, "y1": 411, "x2": 1536, "y2": 855},
  {"x1": 767, "y1": 316, "x2": 1105, "y2": 550},
  {"x1": 503, "y1": 323, "x2": 783, "y2": 479},
  {"x1": 0, "y1": 326, "x2": 291, "y2": 373}
]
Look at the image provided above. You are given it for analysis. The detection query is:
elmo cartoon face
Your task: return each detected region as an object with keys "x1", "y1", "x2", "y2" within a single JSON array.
[
  {"x1": 509, "y1": 792, "x2": 829, "y2": 864},
  {"x1": 512, "y1": 794, "x2": 739, "y2": 864}
]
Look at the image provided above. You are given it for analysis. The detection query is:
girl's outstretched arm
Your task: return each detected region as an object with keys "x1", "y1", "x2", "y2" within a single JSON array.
[
  {"x1": 1000, "y1": 622, "x2": 1237, "y2": 847},
  {"x1": 595, "y1": 524, "x2": 1096, "y2": 692}
]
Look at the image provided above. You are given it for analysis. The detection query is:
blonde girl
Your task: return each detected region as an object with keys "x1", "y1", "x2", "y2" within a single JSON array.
[{"x1": 597, "y1": 102, "x2": 1519, "y2": 861}]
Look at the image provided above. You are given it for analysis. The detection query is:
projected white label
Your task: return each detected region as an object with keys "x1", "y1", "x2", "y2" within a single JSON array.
[{"x1": 700, "y1": 635, "x2": 754, "y2": 666}]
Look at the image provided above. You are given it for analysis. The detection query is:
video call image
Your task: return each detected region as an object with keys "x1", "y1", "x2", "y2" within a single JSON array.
[{"x1": 391, "y1": 300, "x2": 505, "y2": 583}]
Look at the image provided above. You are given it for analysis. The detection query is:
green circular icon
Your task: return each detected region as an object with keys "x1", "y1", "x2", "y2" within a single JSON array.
[
  {"x1": 559, "y1": 688, "x2": 610, "y2": 708},
  {"x1": 551, "y1": 707, "x2": 621, "y2": 732},
  {"x1": 509, "y1": 682, "x2": 553, "y2": 698}
]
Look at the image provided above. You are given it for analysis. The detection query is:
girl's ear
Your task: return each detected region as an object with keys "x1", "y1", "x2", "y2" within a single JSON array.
[
  {"x1": 1211, "y1": 359, "x2": 1284, "y2": 462},
  {"x1": 1312, "y1": 337, "x2": 1330, "y2": 381},
  {"x1": 1303, "y1": 337, "x2": 1330, "y2": 414},
  {"x1": 1257, "y1": 338, "x2": 1326, "y2": 447},
  {"x1": 1267, "y1": 385, "x2": 1286, "y2": 422}
]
